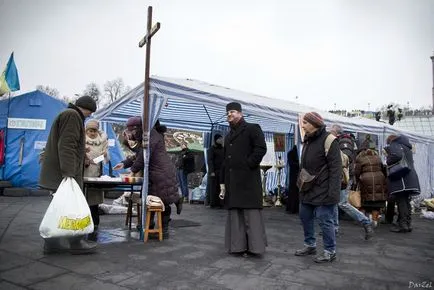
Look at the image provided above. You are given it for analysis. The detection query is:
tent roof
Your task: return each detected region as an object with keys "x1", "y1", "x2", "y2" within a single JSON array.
[{"x1": 94, "y1": 76, "x2": 434, "y2": 143}]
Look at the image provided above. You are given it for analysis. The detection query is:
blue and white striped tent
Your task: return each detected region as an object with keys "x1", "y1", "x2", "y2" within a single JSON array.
[{"x1": 94, "y1": 76, "x2": 434, "y2": 201}]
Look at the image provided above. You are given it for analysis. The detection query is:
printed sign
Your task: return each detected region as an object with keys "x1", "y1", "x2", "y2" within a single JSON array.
[
  {"x1": 8, "y1": 118, "x2": 46, "y2": 130},
  {"x1": 34, "y1": 141, "x2": 46, "y2": 150}
]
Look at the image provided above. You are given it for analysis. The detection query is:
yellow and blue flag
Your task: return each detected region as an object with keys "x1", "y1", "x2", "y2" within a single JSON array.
[{"x1": 0, "y1": 52, "x2": 20, "y2": 96}]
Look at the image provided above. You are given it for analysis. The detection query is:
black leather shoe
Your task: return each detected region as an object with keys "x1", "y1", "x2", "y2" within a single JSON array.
[
  {"x1": 294, "y1": 246, "x2": 317, "y2": 256},
  {"x1": 314, "y1": 251, "x2": 336, "y2": 263}
]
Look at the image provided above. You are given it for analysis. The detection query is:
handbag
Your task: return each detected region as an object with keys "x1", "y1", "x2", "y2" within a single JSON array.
[
  {"x1": 387, "y1": 149, "x2": 411, "y2": 180},
  {"x1": 296, "y1": 165, "x2": 327, "y2": 192},
  {"x1": 348, "y1": 186, "x2": 361, "y2": 208},
  {"x1": 296, "y1": 168, "x2": 316, "y2": 192}
]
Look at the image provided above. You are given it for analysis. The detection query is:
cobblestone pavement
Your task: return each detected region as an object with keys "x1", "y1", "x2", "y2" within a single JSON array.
[{"x1": 0, "y1": 196, "x2": 433, "y2": 290}]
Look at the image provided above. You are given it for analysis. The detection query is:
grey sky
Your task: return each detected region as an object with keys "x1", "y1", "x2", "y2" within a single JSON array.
[{"x1": 1, "y1": 0, "x2": 433, "y2": 111}]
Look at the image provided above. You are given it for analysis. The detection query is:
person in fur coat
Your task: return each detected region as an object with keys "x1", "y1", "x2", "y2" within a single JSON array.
[
  {"x1": 84, "y1": 119, "x2": 110, "y2": 229},
  {"x1": 354, "y1": 148, "x2": 388, "y2": 226}
]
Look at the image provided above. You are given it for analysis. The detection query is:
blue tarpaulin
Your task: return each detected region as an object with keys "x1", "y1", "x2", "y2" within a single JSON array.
[{"x1": 0, "y1": 90, "x2": 125, "y2": 188}]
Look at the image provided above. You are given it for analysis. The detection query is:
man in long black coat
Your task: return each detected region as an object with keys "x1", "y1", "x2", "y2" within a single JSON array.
[{"x1": 220, "y1": 102, "x2": 267, "y2": 256}]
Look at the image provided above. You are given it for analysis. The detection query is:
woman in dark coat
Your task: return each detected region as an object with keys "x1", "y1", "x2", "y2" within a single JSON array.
[
  {"x1": 207, "y1": 133, "x2": 224, "y2": 208},
  {"x1": 114, "y1": 118, "x2": 181, "y2": 238},
  {"x1": 354, "y1": 148, "x2": 388, "y2": 225},
  {"x1": 148, "y1": 122, "x2": 181, "y2": 238},
  {"x1": 385, "y1": 134, "x2": 420, "y2": 233},
  {"x1": 286, "y1": 145, "x2": 300, "y2": 213}
]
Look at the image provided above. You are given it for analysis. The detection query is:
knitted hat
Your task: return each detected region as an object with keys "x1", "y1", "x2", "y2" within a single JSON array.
[
  {"x1": 226, "y1": 102, "x2": 242, "y2": 112},
  {"x1": 75, "y1": 95, "x2": 97, "y2": 112},
  {"x1": 86, "y1": 119, "x2": 99, "y2": 130},
  {"x1": 303, "y1": 112, "x2": 324, "y2": 128},
  {"x1": 214, "y1": 133, "x2": 222, "y2": 143},
  {"x1": 126, "y1": 116, "x2": 142, "y2": 129}
]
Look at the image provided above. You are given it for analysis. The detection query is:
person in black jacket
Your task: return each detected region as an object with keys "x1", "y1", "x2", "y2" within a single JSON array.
[
  {"x1": 286, "y1": 145, "x2": 300, "y2": 213},
  {"x1": 219, "y1": 102, "x2": 267, "y2": 256},
  {"x1": 384, "y1": 134, "x2": 420, "y2": 233},
  {"x1": 294, "y1": 112, "x2": 341, "y2": 263},
  {"x1": 207, "y1": 133, "x2": 224, "y2": 208},
  {"x1": 114, "y1": 118, "x2": 183, "y2": 220},
  {"x1": 175, "y1": 143, "x2": 195, "y2": 202}
]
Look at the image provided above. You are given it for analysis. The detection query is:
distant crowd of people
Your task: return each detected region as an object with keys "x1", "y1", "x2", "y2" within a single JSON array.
[{"x1": 39, "y1": 97, "x2": 420, "y2": 263}]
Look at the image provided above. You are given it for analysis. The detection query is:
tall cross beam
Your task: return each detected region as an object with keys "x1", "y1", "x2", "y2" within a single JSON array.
[
  {"x1": 138, "y1": 6, "x2": 160, "y2": 149},
  {"x1": 138, "y1": 6, "x2": 160, "y2": 241}
]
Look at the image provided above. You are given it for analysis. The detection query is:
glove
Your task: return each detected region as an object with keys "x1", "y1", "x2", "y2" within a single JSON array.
[{"x1": 219, "y1": 184, "x2": 225, "y2": 200}]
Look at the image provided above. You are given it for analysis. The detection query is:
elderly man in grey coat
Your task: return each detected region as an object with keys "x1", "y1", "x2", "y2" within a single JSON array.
[
  {"x1": 220, "y1": 102, "x2": 267, "y2": 257},
  {"x1": 39, "y1": 95, "x2": 97, "y2": 255}
]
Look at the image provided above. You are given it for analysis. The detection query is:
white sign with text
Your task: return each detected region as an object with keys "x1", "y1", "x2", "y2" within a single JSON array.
[{"x1": 8, "y1": 118, "x2": 46, "y2": 130}]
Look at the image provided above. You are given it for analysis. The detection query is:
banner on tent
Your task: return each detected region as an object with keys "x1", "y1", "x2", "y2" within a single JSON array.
[{"x1": 8, "y1": 118, "x2": 46, "y2": 130}]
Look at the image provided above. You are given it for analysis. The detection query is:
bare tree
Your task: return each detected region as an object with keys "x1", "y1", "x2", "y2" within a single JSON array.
[
  {"x1": 82, "y1": 82, "x2": 101, "y2": 105},
  {"x1": 36, "y1": 85, "x2": 60, "y2": 98},
  {"x1": 60, "y1": 95, "x2": 77, "y2": 104},
  {"x1": 103, "y1": 78, "x2": 129, "y2": 103}
]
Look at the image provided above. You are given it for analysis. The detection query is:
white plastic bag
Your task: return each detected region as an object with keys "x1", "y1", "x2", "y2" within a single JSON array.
[{"x1": 39, "y1": 177, "x2": 94, "y2": 238}]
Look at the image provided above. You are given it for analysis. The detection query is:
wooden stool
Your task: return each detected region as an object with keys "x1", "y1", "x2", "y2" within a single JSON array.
[
  {"x1": 125, "y1": 193, "x2": 142, "y2": 230},
  {"x1": 144, "y1": 205, "x2": 163, "y2": 242}
]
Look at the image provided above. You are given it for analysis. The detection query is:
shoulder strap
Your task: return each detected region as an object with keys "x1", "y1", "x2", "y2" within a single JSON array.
[{"x1": 324, "y1": 134, "x2": 336, "y2": 157}]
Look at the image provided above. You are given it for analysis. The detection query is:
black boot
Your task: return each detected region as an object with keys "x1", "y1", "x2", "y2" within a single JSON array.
[
  {"x1": 406, "y1": 215, "x2": 412, "y2": 232},
  {"x1": 363, "y1": 224, "x2": 374, "y2": 240},
  {"x1": 390, "y1": 221, "x2": 409, "y2": 233},
  {"x1": 175, "y1": 197, "x2": 183, "y2": 215},
  {"x1": 87, "y1": 226, "x2": 99, "y2": 242},
  {"x1": 162, "y1": 215, "x2": 170, "y2": 240},
  {"x1": 68, "y1": 236, "x2": 97, "y2": 255}
]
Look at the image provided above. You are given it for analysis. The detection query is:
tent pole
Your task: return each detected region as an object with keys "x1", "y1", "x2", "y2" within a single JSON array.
[{"x1": 1, "y1": 92, "x2": 12, "y2": 180}]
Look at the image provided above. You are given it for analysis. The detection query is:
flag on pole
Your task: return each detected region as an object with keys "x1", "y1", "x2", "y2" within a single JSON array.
[{"x1": 0, "y1": 52, "x2": 21, "y2": 96}]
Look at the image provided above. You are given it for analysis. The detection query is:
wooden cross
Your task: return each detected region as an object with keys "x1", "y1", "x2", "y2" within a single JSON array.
[
  {"x1": 138, "y1": 6, "x2": 160, "y2": 241},
  {"x1": 138, "y1": 6, "x2": 160, "y2": 149}
]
